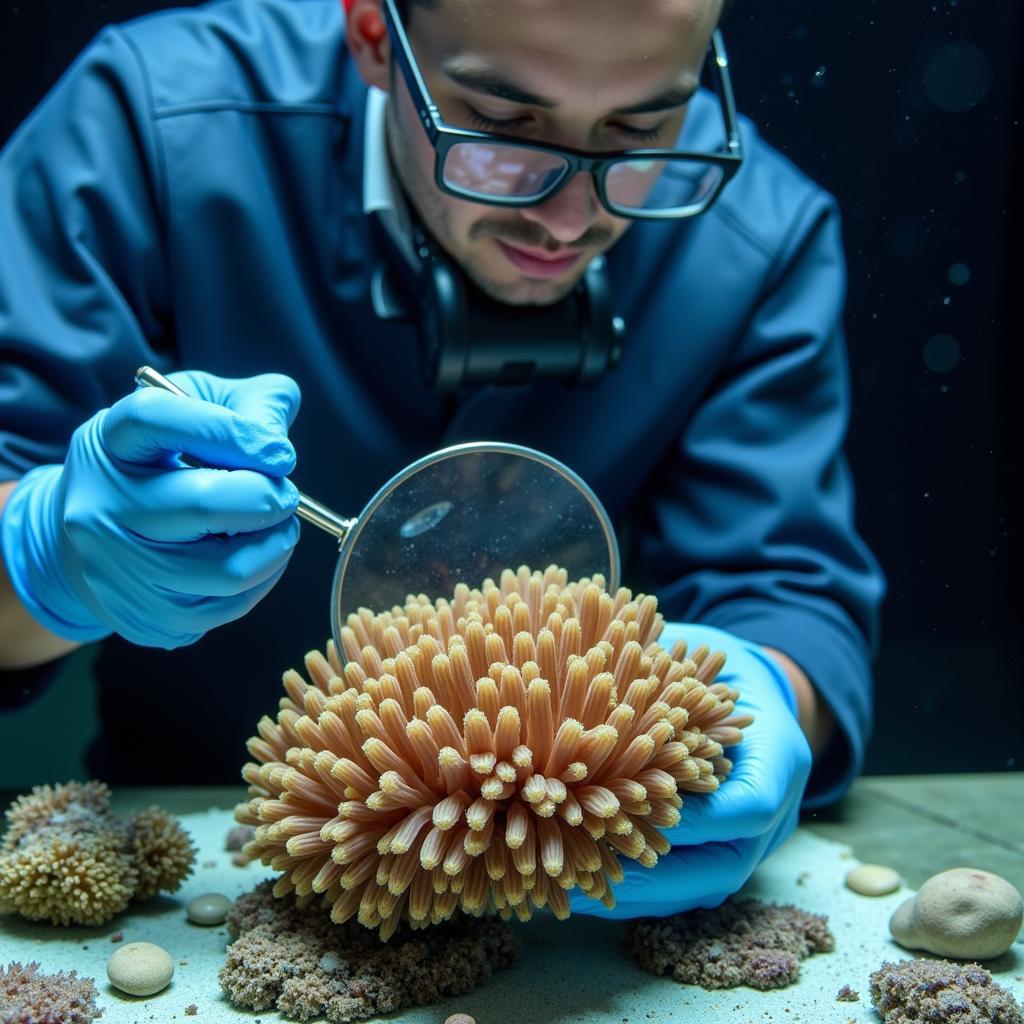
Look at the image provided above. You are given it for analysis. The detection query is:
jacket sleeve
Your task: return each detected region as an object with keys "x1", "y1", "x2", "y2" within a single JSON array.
[
  {"x1": 0, "y1": 28, "x2": 170, "y2": 703},
  {"x1": 0, "y1": 26, "x2": 170, "y2": 485},
  {"x1": 641, "y1": 189, "x2": 886, "y2": 808}
]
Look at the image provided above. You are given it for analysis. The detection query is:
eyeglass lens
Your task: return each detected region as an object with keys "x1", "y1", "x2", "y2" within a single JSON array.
[{"x1": 442, "y1": 142, "x2": 725, "y2": 215}]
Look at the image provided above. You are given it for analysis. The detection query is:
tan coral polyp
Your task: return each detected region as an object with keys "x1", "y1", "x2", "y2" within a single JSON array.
[{"x1": 236, "y1": 566, "x2": 752, "y2": 940}]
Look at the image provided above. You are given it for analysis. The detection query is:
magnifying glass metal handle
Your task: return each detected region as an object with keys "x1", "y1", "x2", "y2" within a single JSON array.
[{"x1": 134, "y1": 365, "x2": 354, "y2": 543}]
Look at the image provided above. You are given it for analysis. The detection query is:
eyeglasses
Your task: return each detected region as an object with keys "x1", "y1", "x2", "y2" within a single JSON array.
[{"x1": 382, "y1": 0, "x2": 744, "y2": 220}]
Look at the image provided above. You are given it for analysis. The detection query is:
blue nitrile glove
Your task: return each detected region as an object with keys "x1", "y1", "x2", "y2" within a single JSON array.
[
  {"x1": 569, "y1": 622, "x2": 812, "y2": 918},
  {"x1": 1, "y1": 371, "x2": 301, "y2": 649}
]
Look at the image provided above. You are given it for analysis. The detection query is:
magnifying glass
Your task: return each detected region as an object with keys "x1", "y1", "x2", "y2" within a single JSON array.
[{"x1": 135, "y1": 367, "x2": 620, "y2": 658}]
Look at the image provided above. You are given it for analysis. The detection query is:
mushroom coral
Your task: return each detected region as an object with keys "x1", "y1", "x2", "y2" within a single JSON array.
[
  {"x1": 236, "y1": 566, "x2": 753, "y2": 940},
  {"x1": 0, "y1": 780, "x2": 195, "y2": 927},
  {"x1": 0, "y1": 960, "x2": 102, "y2": 1024}
]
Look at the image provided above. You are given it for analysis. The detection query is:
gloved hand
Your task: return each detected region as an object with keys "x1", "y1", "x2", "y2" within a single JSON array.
[
  {"x1": 1, "y1": 370, "x2": 301, "y2": 649},
  {"x1": 568, "y1": 622, "x2": 812, "y2": 918}
]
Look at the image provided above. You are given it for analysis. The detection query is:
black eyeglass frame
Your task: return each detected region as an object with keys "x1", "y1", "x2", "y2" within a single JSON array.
[{"x1": 382, "y1": 0, "x2": 744, "y2": 220}]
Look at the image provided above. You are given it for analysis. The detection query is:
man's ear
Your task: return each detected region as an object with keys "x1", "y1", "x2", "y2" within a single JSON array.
[{"x1": 345, "y1": 0, "x2": 391, "y2": 91}]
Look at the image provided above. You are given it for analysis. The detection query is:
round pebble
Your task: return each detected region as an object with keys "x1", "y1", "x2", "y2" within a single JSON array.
[
  {"x1": 107, "y1": 941, "x2": 174, "y2": 996},
  {"x1": 186, "y1": 892, "x2": 233, "y2": 926},
  {"x1": 443, "y1": 1015, "x2": 477, "y2": 1024},
  {"x1": 889, "y1": 866, "x2": 1023, "y2": 960},
  {"x1": 845, "y1": 863, "x2": 902, "y2": 896}
]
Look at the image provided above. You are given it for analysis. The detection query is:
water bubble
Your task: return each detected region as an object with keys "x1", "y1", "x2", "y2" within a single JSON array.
[
  {"x1": 812, "y1": 65, "x2": 827, "y2": 88},
  {"x1": 922, "y1": 41, "x2": 993, "y2": 112},
  {"x1": 922, "y1": 334, "x2": 960, "y2": 373},
  {"x1": 947, "y1": 262, "x2": 971, "y2": 285}
]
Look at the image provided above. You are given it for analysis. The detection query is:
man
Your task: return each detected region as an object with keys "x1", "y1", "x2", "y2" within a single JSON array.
[{"x1": 0, "y1": 0, "x2": 884, "y2": 917}]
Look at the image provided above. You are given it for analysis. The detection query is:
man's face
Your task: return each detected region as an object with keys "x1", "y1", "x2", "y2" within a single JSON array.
[{"x1": 384, "y1": 0, "x2": 721, "y2": 306}]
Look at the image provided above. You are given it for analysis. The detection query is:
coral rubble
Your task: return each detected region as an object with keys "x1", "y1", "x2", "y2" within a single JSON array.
[
  {"x1": 870, "y1": 958, "x2": 1024, "y2": 1024},
  {"x1": 0, "y1": 781, "x2": 194, "y2": 926},
  {"x1": 625, "y1": 898, "x2": 834, "y2": 989},
  {"x1": 0, "y1": 960, "x2": 102, "y2": 1024},
  {"x1": 219, "y1": 879, "x2": 519, "y2": 1023},
  {"x1": 236, "y1": 567, "x2": 752, "y2": 939}
]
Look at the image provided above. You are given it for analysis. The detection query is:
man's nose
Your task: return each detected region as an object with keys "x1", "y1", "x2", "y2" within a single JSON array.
[{"x1": 518, "y1": 170, "x2": 600, "y2": 244}]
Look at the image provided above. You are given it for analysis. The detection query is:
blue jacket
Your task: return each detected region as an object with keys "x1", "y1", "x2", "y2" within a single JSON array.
[{"x1": 0, "y1": 0, "x2": 884, "y2": 803}]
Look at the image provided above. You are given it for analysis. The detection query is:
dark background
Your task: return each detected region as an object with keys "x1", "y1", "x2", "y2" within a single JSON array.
[{"x1": 1, "y1": 0, "x2": 1021, "y2": 777}]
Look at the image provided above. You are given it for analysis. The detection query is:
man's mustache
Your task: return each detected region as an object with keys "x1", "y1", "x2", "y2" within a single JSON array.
[{"x1": 469, "y1": 217, "x2": 614, "y2": 251}]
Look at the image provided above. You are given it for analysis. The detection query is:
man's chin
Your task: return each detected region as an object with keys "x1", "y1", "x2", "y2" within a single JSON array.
[{"x1": 464, "y1": 264, "x2": 585, "y2": 306}]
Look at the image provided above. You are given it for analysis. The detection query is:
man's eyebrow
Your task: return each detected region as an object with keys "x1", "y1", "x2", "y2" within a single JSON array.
[
  {"x1": 613, "y1": 83, "x2": 698, "y2": 115},
  {"x1": 441, "y1": 62, "x2": 557, "y2": 108},
  {"x1": 440, "y1": 60, "x2": 698, "y2": 116}
]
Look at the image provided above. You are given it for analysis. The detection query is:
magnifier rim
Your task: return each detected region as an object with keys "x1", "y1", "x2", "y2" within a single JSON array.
[{"x1": 329, "y1": 439, "x2": 620, "y2": 659}]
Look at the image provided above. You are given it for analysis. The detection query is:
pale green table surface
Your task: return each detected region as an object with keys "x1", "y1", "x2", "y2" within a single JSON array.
[
  {"x1": 1, "y1": 773, "x2": 1022, "y2": 1024},
  {"x1": 51, "y1": 771, "x2": 1022, "y2": 893}
]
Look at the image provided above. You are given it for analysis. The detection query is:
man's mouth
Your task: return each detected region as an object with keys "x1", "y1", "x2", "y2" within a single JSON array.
[{"x1": 494, "y1": 239, "x2": 584, "y2": 279}]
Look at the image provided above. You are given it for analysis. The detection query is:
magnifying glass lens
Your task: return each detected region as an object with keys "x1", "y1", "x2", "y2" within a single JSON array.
[{"x1": 334, "y1": 446, "x2": 617, "y2": 626}]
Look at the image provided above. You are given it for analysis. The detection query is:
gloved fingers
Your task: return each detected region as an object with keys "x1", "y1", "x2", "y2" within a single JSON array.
[
  {"x1": 570, "y1": 889, "x2": 733, "y2": 920},
  {"x1": 107, "y1": 559, "x2": 292, "y2": 648},
  {"x1": 114, "y1": 469, "x2": 300, "y2": 540},
  {"x1": 655, "y1": 622, "x2": 748, "y2": 681},
  {"x1": 661, "y1": 720, "x2": 810, "y2": 846},
  {"x1": 618, "y1": 836, "x2": 765, "y2": 900},
  {"x1": 101, "y1": 389, "x2": 296, "y2": 475},
  {"x1": 175, "y1": 521, "x2": 301, "y2": 597},
  {"x1": 567, "y1": 838, "x2": 763, "y2": 918},
  {"x1": 113, "y1": 519, "x2": 302, "y2": 598},
  {"x1": 156, "y1": 558, "x2": 293, "y2": 636},
  {"x1": 171, "y1": 370, "x2": 302, "y2": 434},
  {"x1": 663, "y1": 777, "x2": 783, "y2": 847}
]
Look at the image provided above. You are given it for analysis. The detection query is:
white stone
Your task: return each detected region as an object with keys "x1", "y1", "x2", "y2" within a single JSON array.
[
  {"x1": 186, "y1": 892, "x2": 232, "y2": 926},
  {"x1": 889, "y1": 866, "x2": 1024, "y2": 960},
  {"x1": 107, "y1": 941, "x2": 174, "y2": 996},
  {"x1": 845, "y1": 864, "x2": 902, "y2": 896}
]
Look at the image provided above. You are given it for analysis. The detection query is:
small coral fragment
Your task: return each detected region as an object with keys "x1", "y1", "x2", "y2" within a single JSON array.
[
  {"x1": 870, "y1": 958, "x2": 1024, "y2": 1024},
  {"x1": 625, "y1": 898, "x2": 834, "y2": 989},
  {"x1": 0, "y1": 780, "x2": 195, "y2": 926},
  {"x1": 0, "y1": 960, "x2": 102, "y2": 1024},
  {"x1": 129, "y1": 806, "x2": 196, "y2": 901},
  {"x1": 236, "y1": 566, "x2": 752, "y2": 939},
  {"x1": 218, "y1": 879, "x2": 519, "y2": 1023}
]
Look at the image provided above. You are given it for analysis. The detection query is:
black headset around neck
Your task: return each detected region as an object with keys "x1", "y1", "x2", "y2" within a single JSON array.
[{"x1": 370, "y1": 210, "x2": 625, "y2": 395}]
